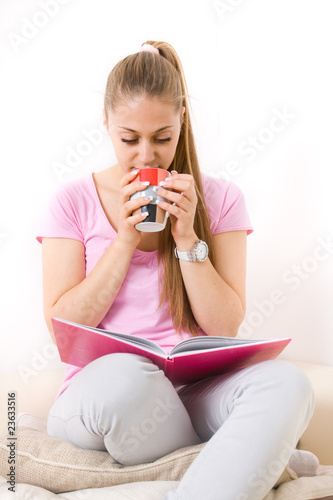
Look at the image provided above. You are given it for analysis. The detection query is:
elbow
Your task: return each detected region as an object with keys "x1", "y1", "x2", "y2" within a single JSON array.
[
  {"x1": 219, "y1": 295, "x2": 246, "y2": 338},
  {"x1": 202, "y1": 316, "x2": 243, "y2": 338},
  {"x1": 44, "y1": 317, "x2": 57, "y2": 344},
  {"x1": 230, "y1": 305, "x2": 246, "y2": 337},
  {"x1": 43, "y1": 296, "x2": 75, "y2": 343},
  {"x1": 228, "y1": 299, "x2": 246, "y2": 337},
  {"x1": 43, "y1": 306, "x2": 58, "y2": 344},
  {"x1": 228, "y1": 315, "x2": 244, "y2": 338},
  {"x1": 197, "y1": 303, "x2": 246, "y2": 338},
  {"x1": 218, "y1": 305, "x2": 246, "y2": 338},
  {"x1": 221, "y1": 319, "x2": 242, "y2": 338}
]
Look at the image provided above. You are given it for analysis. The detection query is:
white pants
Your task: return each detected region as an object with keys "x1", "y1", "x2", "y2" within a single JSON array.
[{"x1": 47, "y1": 354, "x2": 314, "y2": 500}]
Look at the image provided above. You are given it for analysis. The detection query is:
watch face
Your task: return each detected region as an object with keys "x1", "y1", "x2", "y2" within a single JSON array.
[{"x1": 195, "y1": 241, "x2": 208, "y2": 262}]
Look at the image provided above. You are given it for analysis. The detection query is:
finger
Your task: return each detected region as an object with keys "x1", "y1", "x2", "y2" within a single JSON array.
[
  {"x1": 156, "y1": 198, "x2": 188, "y2": 218},
  {"x1": 158, "y1": 178, "x2": 193, "y2": 194},
  {"x1": 153, "y1": 186, "x2": 193, "y2": 208},
  {"x1": 119, "y1": 169, "x2": 139, "y2": 188},
  {"x1": 123, "y1": 194, "x2": 153, "y2": 217},
  {"x1": 166, "y1": 172, "x2": 193, "y2": 182},
  {"x1": 126, "y1": 209, "x2": 150, "y2": 228},
  {"x1": 120, "y1": 180, "x2": 151, "y2": 203},
  {"x1": 158, "y1": 179, "x2": 196, "y2": 203}
]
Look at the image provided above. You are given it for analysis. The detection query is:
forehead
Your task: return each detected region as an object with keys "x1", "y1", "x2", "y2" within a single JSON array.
[{"x1": 110, "y1": 96, "x2": 180, "y2": 125}]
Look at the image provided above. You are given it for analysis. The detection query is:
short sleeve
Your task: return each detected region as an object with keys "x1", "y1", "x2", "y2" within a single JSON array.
[
  {"x1": 202, "y1": 174, "x2": 253, "y2": 236},
  {"x1": 36, "y1": 184, "x2": 84, "y2": 244}
]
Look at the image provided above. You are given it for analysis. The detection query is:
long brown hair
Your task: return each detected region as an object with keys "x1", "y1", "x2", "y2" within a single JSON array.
[{"x1": 104, "y1": 41, "x2": 215, "y2": 335}]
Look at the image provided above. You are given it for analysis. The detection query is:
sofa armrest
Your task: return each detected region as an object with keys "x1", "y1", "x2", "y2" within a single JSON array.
[
  {"x1": 288, "y1": 360, "x2": 333, "y2": 465},
  {"x1": 0, "y1": 367, "x2": 65, "y2": 433}
]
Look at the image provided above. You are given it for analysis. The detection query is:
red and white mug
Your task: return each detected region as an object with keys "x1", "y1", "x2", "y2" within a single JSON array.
[{"x1": 130, "y1": 168, "x2": 171, "y2": 232}]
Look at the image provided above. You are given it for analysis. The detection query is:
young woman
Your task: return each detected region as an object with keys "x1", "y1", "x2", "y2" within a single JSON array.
[{"x1": 38, "y1": 41, "x2": 314, "y2": 499}]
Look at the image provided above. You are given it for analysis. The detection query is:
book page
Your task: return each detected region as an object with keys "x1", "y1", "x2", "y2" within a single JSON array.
[
  {"x1": 81, "y1": 325, "x2": 167, "y2": 355},
  {"x1": 169, "y1": 336, "x2": 268, "y2": 356}
]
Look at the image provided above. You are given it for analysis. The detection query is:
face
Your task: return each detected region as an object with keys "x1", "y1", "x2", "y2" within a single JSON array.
[{"x1": 104, "y1": 96, "x2": 184, "y2": 174}]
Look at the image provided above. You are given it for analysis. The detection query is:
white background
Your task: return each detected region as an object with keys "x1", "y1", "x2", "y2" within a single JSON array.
[{"x1": 0, "y1": 0, "x2": 332, "y2": 379}]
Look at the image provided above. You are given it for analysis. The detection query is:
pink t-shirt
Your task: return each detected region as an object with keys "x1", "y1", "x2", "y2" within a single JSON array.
[{"x1": 37, "y1": 172, "x2": 253, "y2": 397}]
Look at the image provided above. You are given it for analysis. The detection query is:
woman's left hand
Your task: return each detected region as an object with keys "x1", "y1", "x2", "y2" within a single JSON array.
[{"x1": 154, "y1": 171, "x2": 198, "y2": 246}]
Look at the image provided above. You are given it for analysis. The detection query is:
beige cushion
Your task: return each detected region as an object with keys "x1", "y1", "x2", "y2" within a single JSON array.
[
  {"x1": 1, "y1": 467, "x2": 333, "y2": 500},
  {"x1": 2, "y1": 474, "x2": 333, "y2": 500},
  {"x1": 263, "y1": 465, "x2": 333, "y2": 500},
  {"x1": 0, "y1": 413, "x2": 297, "y2": 494},
  {"x1": 0, "y1": 477, "x2": 179, "y2": 499}
]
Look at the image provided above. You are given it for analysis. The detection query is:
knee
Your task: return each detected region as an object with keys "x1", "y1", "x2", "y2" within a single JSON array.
[
  {"x1": 85, "y1": 354, "x2": 198, "y2": 464},
  {"x1": 93, "y1": 352, "x2": 160, "y2": 384},
  {"x1": 85, "y1": 352, "x2": 158, "y2": 388},
  {"x1": 260, "y1": 360, "x2": 315, "y2": 416},
  {"x1": 77, "y1": 353, "x2": 172, "y2": 413},
  {"x1": 273, "y1": 360, "x2": 313, "y2": 395}
]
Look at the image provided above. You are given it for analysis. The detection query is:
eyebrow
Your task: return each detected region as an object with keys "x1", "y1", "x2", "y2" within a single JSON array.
[{"x1": 118, "y1": 126, "x2": 174, "y2": 133}]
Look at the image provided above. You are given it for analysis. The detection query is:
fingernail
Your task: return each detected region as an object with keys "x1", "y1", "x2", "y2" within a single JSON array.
[
  {"x1": 141, "y1": 181, "x2": 150, "y2": 186},
  {"x1": 153, "y1": 186, "x2": 160, "y2": 192},
  {"x1": 159, "y1": 180, "x2": 167, "y2": 186},
  {"x1": 144, "y1": 196, "x2": 153, "y2": 201},
  {"x1": 171, "y1": 170, "x2": 178, "y2": 175},
  {"x1": 131, "y1": 169, "x2": 139, "y2": 175},
  {"x1": 142, "y1": 211, "x2": 149, "y2": 217}
]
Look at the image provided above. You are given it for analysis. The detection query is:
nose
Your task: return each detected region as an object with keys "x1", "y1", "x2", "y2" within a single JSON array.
[{"x1": 138, "y1": 140, "x2": 155, "y2": 166}]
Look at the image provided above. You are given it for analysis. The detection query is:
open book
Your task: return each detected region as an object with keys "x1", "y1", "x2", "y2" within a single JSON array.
[{"x1": 51, "y1": 318, "x2": 291, "y2": 385}]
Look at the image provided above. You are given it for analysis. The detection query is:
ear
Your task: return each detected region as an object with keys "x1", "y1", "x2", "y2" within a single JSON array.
[
  {"x1": 181, "y1": 106, "x2": 186, "y2": 126},
  {"x1": 102, "y1": 108, "x2": 109, "y2": 131}
]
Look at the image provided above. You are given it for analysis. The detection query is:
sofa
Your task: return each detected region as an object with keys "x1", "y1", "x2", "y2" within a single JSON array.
[{"x1": 0, "y1": 359, "x2": 333, "y2": 499}]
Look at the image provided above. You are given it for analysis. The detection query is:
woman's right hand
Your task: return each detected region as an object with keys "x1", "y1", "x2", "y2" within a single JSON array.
[{"x1": 116, "y1": 169, "x2": 151, "y2": 248}]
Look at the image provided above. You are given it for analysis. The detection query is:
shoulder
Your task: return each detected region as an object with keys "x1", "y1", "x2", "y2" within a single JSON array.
[
  {"x1": 201, "y1": 172, "x2": 245, "y2": 214},
  {"x1": 43, "y1": 173, "x2": 96, "y2": 228},
  {"x1": 48, "y1": 173, "x2": 96, "y2": 216},
  {"x1": 201, "y1": 169, "x2": 243, "y2": 193},
  {"x1": 200, "y1": 172, "x2": 253, "y2": 235},
  {"x1": 37, "y1": 173, "x2": 96, "y2": 243},
  {"x1": 53, "y1": 173, "x2": 94, "y2": 201}
]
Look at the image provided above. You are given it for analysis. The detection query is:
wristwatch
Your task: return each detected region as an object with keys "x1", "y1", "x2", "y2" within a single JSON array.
[{"x1": 174, "y1": 240, "x2": 209, "y2": 262}]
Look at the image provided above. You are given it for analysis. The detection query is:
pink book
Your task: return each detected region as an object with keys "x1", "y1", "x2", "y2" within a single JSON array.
[{"x1": 51, "y1": 318, "x2": 291, "y2": 385}]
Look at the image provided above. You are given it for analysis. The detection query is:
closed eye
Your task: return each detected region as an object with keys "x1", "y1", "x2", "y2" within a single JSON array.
[{"x1": 121, "y1": 138, "x2": 172, "y2": 144}]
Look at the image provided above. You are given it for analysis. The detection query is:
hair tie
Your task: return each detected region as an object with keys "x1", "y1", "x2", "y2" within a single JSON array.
[{"x1": 140, "y1": 43, "x2": 159, "y2": 55}]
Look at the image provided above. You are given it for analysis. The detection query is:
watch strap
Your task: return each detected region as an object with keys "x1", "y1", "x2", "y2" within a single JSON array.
[
  {"x1": 174, "y1": 240, "x2": 208, "y2": 262},
  {"x1": 174, "y1": 247, "x2": 197, "y2": 262}
]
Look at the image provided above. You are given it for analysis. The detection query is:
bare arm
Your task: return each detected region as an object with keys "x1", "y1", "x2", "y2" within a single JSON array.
[
  {"x1": 155, "y1": 173, "x2": 247, "y2": 337},
  {"x1": 177, "y1": 230, "x2": 247, "y2": 337},
  {"x1": 42, "y1": 236, "x2": 136, "y2": 342},
  {"x1": 42, "y1": 170, "x2": 152, "y2": 343}
]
